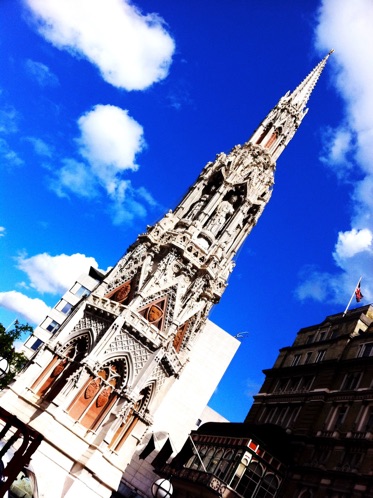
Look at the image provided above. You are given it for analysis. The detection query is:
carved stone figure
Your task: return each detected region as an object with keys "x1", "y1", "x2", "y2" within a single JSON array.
[
  {"x1": 186, "y1": 194, "x2": 209, "y2": 220},
  {"x1": 205, "y1": 196, "x2": 236, "y2": 235}
]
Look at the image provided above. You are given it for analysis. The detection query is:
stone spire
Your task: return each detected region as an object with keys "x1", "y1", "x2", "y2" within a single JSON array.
[
  {"x1": 290, "y1": 50, "x2": 334, "y2": 110},
  {"x1": 98, "y1": 54, "x2": 332, "y2": 342},
  {"x1": 250, "y1": 51, "x2": 333, "y2": 161},
  {"x1": 11, "y1": 55, "x2": 330, "y2": 485}
]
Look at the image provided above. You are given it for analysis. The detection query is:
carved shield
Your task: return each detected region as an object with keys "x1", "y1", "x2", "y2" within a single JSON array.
[
  {"x1": 147, "y1": 304, "x2": 163, "y2": 323},
  {"x1": 112, "y1": 283, "x2": 131, "y2": 303},
  {"x1": 97, "y1": 388, "x2": 110, "y2": 408},
  {"x1": 85, "y1": 379, "x2": 100, "y2": 399}
]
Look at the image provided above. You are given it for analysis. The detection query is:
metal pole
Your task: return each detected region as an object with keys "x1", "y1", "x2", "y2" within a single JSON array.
[
  {"x1": 343, "y1": 276, "x2": 362, "y2": 316},
  {"x1": 188, "y1": 435, "x2": 207, "y2": 472}
]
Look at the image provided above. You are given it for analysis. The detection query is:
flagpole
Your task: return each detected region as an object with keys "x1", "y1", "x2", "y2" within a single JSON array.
[
  {"x1": 188, "y1": 435, "x2": 207, "y2": 472},
  {"x1": 343, "y1": 276, "x2": 362, "y2": 316}
]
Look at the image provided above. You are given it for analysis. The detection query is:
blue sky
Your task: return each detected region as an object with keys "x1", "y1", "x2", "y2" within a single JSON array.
[{"x1": 1, "y1": 0, "x2": 372, "y2": 421}]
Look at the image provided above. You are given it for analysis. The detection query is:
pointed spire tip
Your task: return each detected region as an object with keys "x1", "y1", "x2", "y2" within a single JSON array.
[{"x1": 329, "y1": 49, "x2": 335, "y2": 55}]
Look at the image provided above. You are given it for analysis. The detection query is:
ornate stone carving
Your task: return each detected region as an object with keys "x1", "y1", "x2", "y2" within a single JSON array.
[
  {"x1": 85, "y1": 379, "x2": 100, "y2": 399},
  {"x1": 97, "y1": 388, "x2": 110, "y2": 408},
  {"x1": 108, "y1": 282, "x2": 131, "y2": 303}
]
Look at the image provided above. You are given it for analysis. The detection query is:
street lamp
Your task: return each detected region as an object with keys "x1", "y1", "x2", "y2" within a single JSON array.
[
  {"x1": 151, "y1": 478, "x2": 173, "y2": 498},
  {"x1": 0, "y1": 357, "x2": 9, "y2": 379}
]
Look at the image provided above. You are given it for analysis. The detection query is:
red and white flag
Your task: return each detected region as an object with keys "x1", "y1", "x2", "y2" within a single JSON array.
[{"x1": 355, "y1": 281, "x2": 363, "y2": 302}]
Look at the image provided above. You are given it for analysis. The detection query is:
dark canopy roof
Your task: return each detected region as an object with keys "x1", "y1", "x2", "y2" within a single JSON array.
[{"x1": 193, "y1": 422, "x2": 294, "y2": 464}]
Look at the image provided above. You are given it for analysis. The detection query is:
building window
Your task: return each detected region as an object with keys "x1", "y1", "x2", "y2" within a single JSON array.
[
  {"x1": 301, "y1": 375, "x2": 314, "y2": 391},
  {"x1": 304, "y1": 352, "x2": 313, "y2": 364},
  {"x1": 358, "y1": 406, "x2": 373, "y2": 433},
  {"x1": 56, "y1": 300, "x2": 72, "y2": 314},
  {"x1": 340, "y1": 451, "x2": 362, "y2": 471},
  {"x1": 203, "y1": 447, "x2": 215, "y2": 469},
  {"x1": 274, "y1": 406, "x2": 288, "y2": 425},
  {"x1": 73, "y1": 284, "x2": 91, "y2": 297},
  {"x1": 329, "y1": 405, "x2": 349, "y2": 431},
  {"x1": 207, "y1": 448, "x2": 224, "y2": 474},
  {"x1": 235, "y1": 461, "x2": 263, "y2": 497},
  {"x1": 306, "y1": 335, "x2": 314, "y2": 345},
  {"x1": 283, "y1": 405, "x2": 301, "y2": 428},
  {"x1": 341, "y1": 372, "x2": 361, "y2": 391},
  {"x1": 330, "y1": 328, "x2": 339, "y2": 339},
  {"x1": 276, "y1": 378, "x2": 289, "y2": 392},
  {"x1": 311, "y1": 446, "x2": 330, "y2": 467},
  {"x1": 216, "y1": 449, "x2": 235, "y2": 482},
  {"x1": 291, "y1": 354, "x2": 301, "y2": 366},
  {"x1": 315, "y1": 350, "x2": 326, "y2": 363},
  {"x1": 358, "y1": 343, "x2": 373, "y2": 358},
  {"x1": 288, "y1": 377, "x2": 301, "y2": 391},
  {"x1": 41, "y1": 318, "x2": 60, "y2": 334},
  {"x1": 31, "y1": 338, "x2": 43, "y2": 351},
  {"x1": 259, "y1": 473, "x2": 280, "y2": 498}
]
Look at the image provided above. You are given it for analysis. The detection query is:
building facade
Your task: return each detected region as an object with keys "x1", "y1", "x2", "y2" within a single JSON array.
[
  {"x1": 246, "y1": 304, "x2": 373, "y2": 497},
  {"x1": 0, "y1": 52, "x2": 331, "y2": 498},
  {"x1": 159, "y1": 422, "x2": 291, "y2": 498}
]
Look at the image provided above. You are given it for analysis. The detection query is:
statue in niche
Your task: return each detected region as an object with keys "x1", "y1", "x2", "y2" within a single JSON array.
[
  {"x1": 205, "y1": 194, "x2": 237, "y2": 236},
  {"x1": 186, "y1": 194, "x2": 209, "y2": 220}
]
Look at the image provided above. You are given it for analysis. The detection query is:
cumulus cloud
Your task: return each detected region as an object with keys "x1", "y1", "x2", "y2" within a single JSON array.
[
  {"x1": 48, "y1": 104, "x2": 158, "y2": 224},
  {"x1": 77, "y1": 105, "x2": 145, "y2": 191},
  {"x1": 24, "y1": 59, "x2": 59, "y2": 87},
  {"x1": 24, "y1": 0, "x2": 175, "y2": 91},
  {"x1": 49, "y1": 159, "x2": 98, "y2": 199},
  {"x1": 297, "y1": 0, "x2": 373, "y2": 305},
  {"x1": 0, "y1": 291, "x2": 51, "y2": 324},
  {"x1": 334, "y1": 228, "x2": 372, "y2": 261},
  {"x1": 17, "y1": 252, "x2": 100, "y2": 294},
  {"x1": 0, "y1": 226, "x2": 5, "y2": 237}
]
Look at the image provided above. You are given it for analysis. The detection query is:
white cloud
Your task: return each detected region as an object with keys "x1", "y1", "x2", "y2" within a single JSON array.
[
  {"x1": 334, "y1": 228, "x2": 372, "y2": 261},
  {"x1": 24, "y1": 0, "x2": 175, "y2": 91},
  {"x1": 297, "y1": 0, "x2": 373, "y2": 305},
  {"x1": 0, "y1": 291, "x2": 51, "y2": 324},
  {"x1": 24, "y1": 59, "x2": 59, "y2": 87},
  {"x1": 77, "y1": 105, "x2": 145, "y2": 192},
  {"x1": 17, "y1": 252, "x2": 100, "y2": 294},
  {"x1": 0, "y1": 105, "x2": 19, "y2": 134},
  {"x1": 0, "y1": 226, "x2": 5, "y2": 237},
  {"x1": 49, "y1": 159, "x2": 98, "y2": 199},
  {"x1": 49, "y1": 105, "x2": 158, "y2": 224},
  {"x1": 0, "y1": 138, "x2": 24, "y2": 168},
  {"x1": 26, "y1": 137, "x2": 54, "y2": 157},
  {"x1": 320, "y1": 126, "x2": 354, "y2": 179},
  {"x1": 108, "y1": 180, "x2": 158, "y2": 225}
]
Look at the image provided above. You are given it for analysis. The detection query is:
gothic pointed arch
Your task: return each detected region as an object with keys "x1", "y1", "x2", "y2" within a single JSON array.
[
  {"x1": 173, "y1": 321, "x2": 189, "y2": 353},
  {"x1": 173, "y1": 314, "x2": 199, "y2": 352},
  {"x1": 256, "y1": 124, "x2": 272, "y2": 145},
  {"x1": 32, "y1": 333, "x2": 89, "y2": 401},
  {"x1": 97, "y1": 351, "x2": 133, "y2": 390},
  {"x1": 109, "y1": 382, "x2": 154, "y2": 452},
  {"x1": 104, "y1": 242, "x2": 149, "y2": 296},
  {"x1": 67, "y1": 358, "x2": 127, "y2": 431}
]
